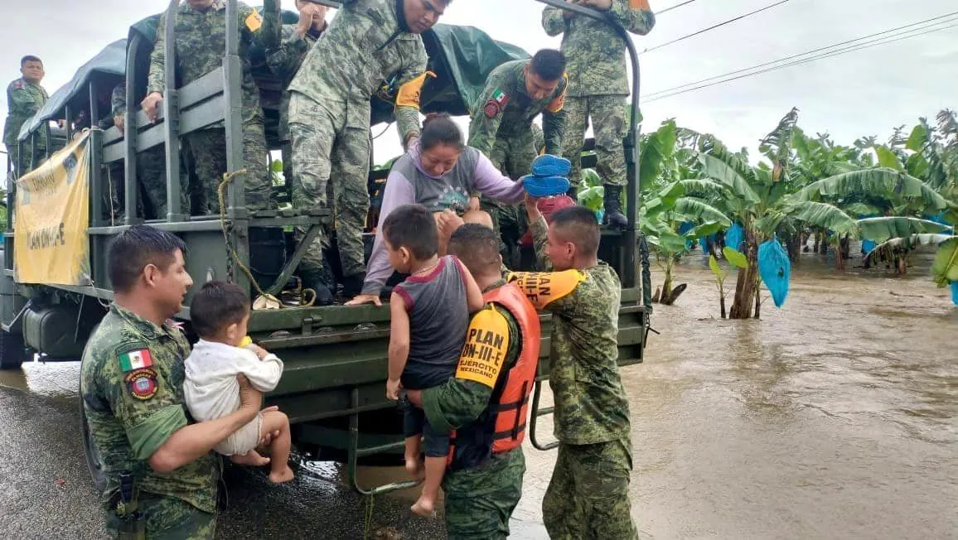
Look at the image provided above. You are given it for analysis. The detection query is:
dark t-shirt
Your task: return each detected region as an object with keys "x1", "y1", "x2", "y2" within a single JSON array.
[{"x1": 394, "y1": 256, "x2": 470, "y2": 389}]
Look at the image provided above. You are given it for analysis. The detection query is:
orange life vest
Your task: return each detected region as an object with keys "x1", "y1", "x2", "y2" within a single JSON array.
[{"x1": 448, "y1": 282, "x2": 541, "y2": 469}]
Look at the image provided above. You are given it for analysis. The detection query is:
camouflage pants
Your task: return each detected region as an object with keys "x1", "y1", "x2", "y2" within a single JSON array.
[
  {"x1": 443, "y1": 449, "x2": 525, "y2": 540},
  {"x1": 543, "y1": 439, "x2": 638, "y2": 540},
  {"x1": 137, "y1": 146, "x2": 190, "y2": 219},
  {"x1": 288, "y1": 92, "x2": 370, "y2": 278},
  {"x1": 105, "y1": 495, "x2": 215, "y2": 539},
  {"x1": 562, "y1": 95, "x2": 628, "y2": 188},
  {"x1": 181, "y1": 119, "x2": 272, "y2": 216},
  {"x1": 482, "y1": 129, "x2": 536, "y2": 267}
]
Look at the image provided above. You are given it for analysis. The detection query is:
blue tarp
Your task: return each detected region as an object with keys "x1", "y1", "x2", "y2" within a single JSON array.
[
  {"x1": 862, "y1": 239, "x2": 877, "y2": 255},
  {"x1": 951, "y1": 281, "x2": 958, "y2": 306},
  {"x1": 726, "y1": 223, "x2": 744, "y2": 252},
  {"x1": 758, "y1": 239, "x2": 790, "y2": 308}
]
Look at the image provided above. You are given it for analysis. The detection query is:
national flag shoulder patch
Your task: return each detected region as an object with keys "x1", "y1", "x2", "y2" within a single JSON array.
[{"x1": 118, "y1": 346, "x2": 154, "y2": 372}]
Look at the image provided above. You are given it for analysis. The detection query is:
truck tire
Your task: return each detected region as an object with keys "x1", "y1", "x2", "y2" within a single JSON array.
[{"x1": 0, "y1": 330, "x2": 28, "y2": 370}]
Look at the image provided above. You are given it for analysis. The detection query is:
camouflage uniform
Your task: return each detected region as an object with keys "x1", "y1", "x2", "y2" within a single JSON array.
[
  {"x1": 287, "y1": 0, "x2": 427, "y2": 280},
  {"x1": 262, "y1": 2, "x2": 333, "y2": 250},
  {"x1": 110, "y1": 83, "x2": 186, "y2": 219},
  {"x1": 421, "y1": 281, "x2": 526, "y2": 539},
  {"x1": 468, "y1": 60, "x2": 567, "y2": 265},
  {"x1": 3, "y1": 77, "x2": 48, "y2": 173},
  {"x1": 148, "y1": 0, "x2": 272, "y2": 215},
  {"x1": 542, "y1": 1, "x2": 655, "y2": 189},
  {"x1": 507, "y1": 215, "x2": 637, "y2": 540},
  {"x1": 80, "y1": 304, "x2": 218, "y2": 537}
]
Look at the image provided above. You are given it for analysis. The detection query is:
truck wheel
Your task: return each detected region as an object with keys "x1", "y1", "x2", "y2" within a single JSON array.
[
  {"x1": 0, "y1": 330, "x2": 28, "y2": 370},
  {"x1": 80, "y1": 390, "x2": 109, "y2": 492}
]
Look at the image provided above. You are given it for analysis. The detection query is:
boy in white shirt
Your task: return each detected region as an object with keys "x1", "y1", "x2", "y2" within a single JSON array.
[{"x1": 184, "y1": 281, "x2": 294, "y2": 483}]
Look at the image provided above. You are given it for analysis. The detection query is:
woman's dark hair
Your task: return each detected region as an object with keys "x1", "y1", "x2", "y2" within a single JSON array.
[{"x1": 421, "y1": 112, "x2": 464, "y2": 151}]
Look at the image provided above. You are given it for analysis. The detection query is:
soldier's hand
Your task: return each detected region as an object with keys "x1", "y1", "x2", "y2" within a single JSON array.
[
  {"x1": 141, "y1": 92, "x2": 164, "y2": 123},
  {"x1": 237, "y1": 374, "x2": 264, "y2": 414},
  {"x1": 114, "y1": 114, "x2": 125, "y2": 132},
  {"x1": 346, "y1": 294, "x2": 382, "y2": 307},
  {"x1": 296, "y1": 4, "x2": 320, "y2": 34},
  {"x1": 524, "y1": 193, "x2": 543, "y2": 222}
]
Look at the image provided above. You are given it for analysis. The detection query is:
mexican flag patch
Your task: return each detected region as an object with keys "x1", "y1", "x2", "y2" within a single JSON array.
[
  {"x1": 492, "y1": 88, "x2": 508, "y2": 105},
  {"x1": 119, "y1": 348, "x2": 154, "y2": 372}
]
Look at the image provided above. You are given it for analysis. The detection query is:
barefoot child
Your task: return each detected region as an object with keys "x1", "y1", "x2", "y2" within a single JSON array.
[
  {"x1": 383, "y1": 204, "x2": 484, "y2": 516},
  {"x1": 184, "y1": 281, "x2": 294, "y2": 484}
]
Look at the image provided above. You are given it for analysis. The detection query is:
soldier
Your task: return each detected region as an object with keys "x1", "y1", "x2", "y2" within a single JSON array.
[
  {"x1": 509, "y1": 199, "x2": 638, "y2": 539},
  {"x1": 262, "y1": 0, "x2": 328, "y2": 184},
  {"x1": 287, "y1": 0, "x2": 451, "y2": 302},
  {"x1": 111, "y1": 82, "x2": 187, "y2": 220},
  {"x1": 406, "y1": 223, "x2": 541, "y2": 539},
  {"x1": 80, "y1": 225, "x2": 277, "y2": 537},
  {"x1": 468, "y1": 49, "x2": 568, "y2": 268},
  {"x1": 141, "y1": 0, "x2": 273, "y2": 216},
  {"x1": 3, "y1": 55, "x2": 48, "y2": 174},
  {"x1": 542, "y1": 0, "x2": 655, "y2": 228}
]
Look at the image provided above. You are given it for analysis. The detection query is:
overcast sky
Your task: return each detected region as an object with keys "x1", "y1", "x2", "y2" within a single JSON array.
[{"x1": 2, "y1": 0, "x2": 956, "y2": 164}]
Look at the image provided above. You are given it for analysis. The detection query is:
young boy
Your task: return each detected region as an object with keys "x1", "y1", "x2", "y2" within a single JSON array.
[
  {"x1": 509, "y1": 196, "x2": 638, "y2": 539},
  {"x1": 184, "y1": 281, "x2": 294, "y2": 484},
  {"x1": 383, "y1": 204, "x2": 484, "y2": 517}
]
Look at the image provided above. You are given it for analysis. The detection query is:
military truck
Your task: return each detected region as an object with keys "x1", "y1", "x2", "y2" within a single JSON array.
[{"x1": 1, "y1": 0, "x2": 650, "y2": 495}]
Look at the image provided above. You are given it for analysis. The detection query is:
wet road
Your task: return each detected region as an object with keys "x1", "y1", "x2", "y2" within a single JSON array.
[{"x1": 1, "y1": 250, "x2": 956, "y2": 538}]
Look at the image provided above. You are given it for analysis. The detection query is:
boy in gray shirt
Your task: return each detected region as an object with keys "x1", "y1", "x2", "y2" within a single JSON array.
[{"x1": 383, "y1": 204, "x2": 484, "y2": 517}]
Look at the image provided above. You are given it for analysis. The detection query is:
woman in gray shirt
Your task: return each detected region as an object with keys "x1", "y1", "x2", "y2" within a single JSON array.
[{"x1": 348, "y1": 114, "x2": 524, "y2": 305}]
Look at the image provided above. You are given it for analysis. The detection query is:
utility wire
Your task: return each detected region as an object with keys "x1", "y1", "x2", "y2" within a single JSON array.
[
  {"x1": 645, "y1": 11, "x2": 958, "y2": 98},
  {"x1": 643, "y1": 0, "x2": 792, "y2": 53},
  {"x1": 657, "y1": 0, "x2": 698, "y2": 15},
  {"x1": 645, "y1": 20, "x2": 958, "y2": 102}
]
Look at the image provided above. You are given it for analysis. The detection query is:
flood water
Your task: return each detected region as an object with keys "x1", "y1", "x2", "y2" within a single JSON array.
[{"x1": 1, "y1": 247, "x2": 955, "y2": 539}]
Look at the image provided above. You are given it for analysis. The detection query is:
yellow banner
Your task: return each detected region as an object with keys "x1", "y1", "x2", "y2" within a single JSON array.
[{"x1": 14, "y1": 132, "x2": 91, "y2": 285}]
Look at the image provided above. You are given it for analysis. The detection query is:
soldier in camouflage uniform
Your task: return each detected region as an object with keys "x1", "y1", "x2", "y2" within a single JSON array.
[
  {"x1": 407, "y1": 223, "x2": 538, "y2": 539},
  {"x1": 111, "y1": 82, "x2": 187, "y2": 220},
  {"x1": 3, "y1": 56, "x2": 49, "y2": 174},
  {"x1": 287, "y1": 0, "x2": 450, "y2": 301},
  {"x1": 262, "y1": 0, "x2": 328, "y2": 185},
  {"x1": 543, "y1": 0, "x2": 655, "y2": 228},
  {"x1": 468, "y1": 49, "x2": 568, "y2": 269},
  {"x1": 80, "y1": 225, "x2": 270, "y2": 537},
  {"x1": 509, "y1": 200, "x2": 638, "y2": 539},
  {"x1": 142, "y1": 0, "x2": 273, "y2": 216}
]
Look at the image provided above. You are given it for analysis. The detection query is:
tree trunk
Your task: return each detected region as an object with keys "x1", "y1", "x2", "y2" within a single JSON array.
[
  {"x1": 729, "y1": 238, "x2": 758, "y2": 319},
  {"x1": 720, "y1": 294, "x2": 727, "y2": 319},
  {"x1": 753, "y1": 275, "x2": 762, "y2": 320},
  {"x1": 786, "y1": 233, "x2": 801, "y2": 264}
]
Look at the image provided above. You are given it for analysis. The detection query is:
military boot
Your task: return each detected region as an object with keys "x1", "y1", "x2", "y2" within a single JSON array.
[
  {"x1": 341, "y1": 273, "x2": 367, "y2": 299},
  {"x1": 299, "y1": 269, "x2": 335, "y2": 306},
  {"x1": 603, "y1": 185, "x2": 628, "y2": 229}
]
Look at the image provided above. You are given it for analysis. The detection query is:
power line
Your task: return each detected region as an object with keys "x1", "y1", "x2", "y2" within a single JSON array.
[
  {"x1": 644, "y1": 20, "x2": 958, "y2": 102},
  {"x1": 657, "y1": 0, "x2": 698, "y2": 15},
  {"x1": 643, "y1": 0, "x2": 792, "y2": 53},
  {"x1": 645, "y1": 11, "x2": 958, "y2": 98}
]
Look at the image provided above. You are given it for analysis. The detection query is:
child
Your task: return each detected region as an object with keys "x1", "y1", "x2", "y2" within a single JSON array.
[
  {"x1": 383, "y1": 204, "x2": 484, "y2": 517},
  {"x1": 184, "y1": 281, "x2": 294, "y2": 484}
]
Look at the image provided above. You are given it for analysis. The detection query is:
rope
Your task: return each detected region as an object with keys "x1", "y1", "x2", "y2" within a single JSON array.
[
  {"x1": 363, "y1": 494, "x2": 375, "y2": 540},
  {"x1": 217, "y1": 170, "x2": 316, "y2": 308}
]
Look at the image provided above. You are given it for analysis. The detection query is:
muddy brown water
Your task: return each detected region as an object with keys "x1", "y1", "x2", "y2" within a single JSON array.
[{"x1": 1, "y1": 248, "x2": 955, "y2": 539}]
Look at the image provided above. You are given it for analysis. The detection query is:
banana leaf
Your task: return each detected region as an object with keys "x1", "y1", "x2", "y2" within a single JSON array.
[
  {"x1": 932, "y1": 238, "x2": 958, "y2": 286},
  {"x1": 795, "y1": 168, "x2": 949, "y2": 210},
  {"x1": 790, "y1": 201, "x2": 857, "y2": 235},
  {"x1": 698, "y1": 153, "x2": 761, "y2": 203},
  {"x1": 858, "y1": 217, "x2": 953, "y2": 242}
]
